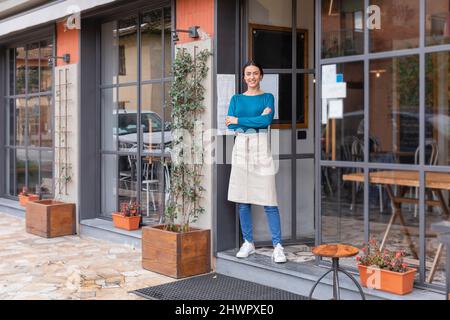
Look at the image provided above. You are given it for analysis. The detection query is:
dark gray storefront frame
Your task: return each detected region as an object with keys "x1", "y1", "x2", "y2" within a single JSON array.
[
  {"x1": 318, "y1": 0, "x2": 450, "y2": 292},
  {"x1": 214, "y1": 0, "x2": 450, "y2": 293},
  {"x1": 79, "y1": 0, "x2": 173, "y2": 221},
  {"x1": 0, "y1": 24, "x2": 56, "y2": 200}
]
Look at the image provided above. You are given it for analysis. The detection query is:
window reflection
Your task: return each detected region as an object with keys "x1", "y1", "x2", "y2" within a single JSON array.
[
  {"x1": 322, "y1": 166, "x2": 364, "y2": 268},
  {"x1": 370, "y1": 55, "x2": 420, "y2": 165},
  {"x1": 368, "y1": 169, "x2": 420, "y2": 283},
  {"x1": 15, "y1": 47, "x2": 26, "y2": 95},
  {"x1": 141, "y1": 157, "x2": 169, "y2": 225},
  {"x1": 164, "y1": 7, "x2": 172, "y2": 77},
  {"x1": 40, "y1": 41, "x2": 53, "y2": 92},
  {"x1": 117, "y1": 86, "x2": 138, "y2": 151},
  {"x1": 40, "y1": 96, "x2": 52, "y2": 147},
  {"x1": 425, "y1": 51, "x2": 450, "y2": 167},
  {"x1": 425, "y1": 172, "x2": 449, "y2": 287},
  {"x1": 101, "y1": 21, "x2": 119, "y2": 85},
  {"x1": 370, "y1": 0, "x2": 420, "y2": 52},
  {"x1": 141, "y1": 10, "x2": 163, "y2": 80},
  {"x1": 28, "y1": 97, "x2": 40, "y2": 147},
  {"x1": 321, "y1": 61, "x2": 364, "y2": 162},
  {"x1": 321, "y1": 0, "x2": 364, "y2": 58},
  {"x1": 7, "y1": 41, "x2": 54, "y2": 197},
  {"x1": 100, "y1": 9, "x2": 172, "y2": 226},
  {"x1": 426, "y1": 0, "x2": 450, "y2": 46},
  {"x1": 15, "y1": 98, "x2": 26, "y2": 146},
  {"x1": 27, "y1": 43, "x2": 40, "y2": 94},
  {"x1": 118, "y1": 17, "x2": 138, "y2": 84}
]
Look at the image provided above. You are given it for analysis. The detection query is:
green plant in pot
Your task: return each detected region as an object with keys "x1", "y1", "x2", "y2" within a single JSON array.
[{"x1": 141, "y1": 46, "x2": 212, "y2": 279}]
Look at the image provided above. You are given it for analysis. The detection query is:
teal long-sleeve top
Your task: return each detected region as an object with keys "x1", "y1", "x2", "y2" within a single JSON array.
[{"x1": 227, "y1": 93, "x2": 275, "y2": 132}]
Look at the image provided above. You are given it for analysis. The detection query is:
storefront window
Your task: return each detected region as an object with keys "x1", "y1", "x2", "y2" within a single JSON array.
[
  {"x1": 100, "y1": 7, "x2": 172, "y2": 225},
  {"x1": 426, "y1": 0, "x2": 450, "y2": 46},
  {"x1": 6, "y1": 41, "x2": 54, "y2": 197},
  {"x1": 321, "y1": 0, "x2": 364, "y2": 59},
  {"x1": 425, "y1": 171, "x2": 448, "y2": 287},
  {"x1": 321, "y1": 166, "x2": 364, "y2": 267},
  {"x1": 369, "y1": 55, "x2": 420, "y2": 165},
  {"x1": 370, "y1": 0, "x2": 420, "y2": 53},
  {"x1": 321, "y1": 61, "x2": 364, "y2": 162},
  {"x1": 425, "y1": 51, "x2": 450, "y2": 167},
  {"x1": 368, "y1": 169, "x2": 421, "y2": 283}
]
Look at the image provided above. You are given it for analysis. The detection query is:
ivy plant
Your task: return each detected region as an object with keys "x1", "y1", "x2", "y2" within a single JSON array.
[{"x1": 165, "y1": 47, "x2": 212, "y2": 233}]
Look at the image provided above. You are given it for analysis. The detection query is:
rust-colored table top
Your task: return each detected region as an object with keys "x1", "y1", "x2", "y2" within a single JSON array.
[
  {"x1": 343, "y1": 171, "x2": 450, "y2": 190},
  {"x1": 312, "y1": 244, "x2": 360, "y2": 258}
]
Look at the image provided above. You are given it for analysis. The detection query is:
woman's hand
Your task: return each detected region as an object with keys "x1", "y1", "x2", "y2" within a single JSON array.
[
  {"x1": 226, "y1": 116, "x2": 238, "y2": 127},
  {"x1": 261, "y1": 108, "x2": 272, "y2": 116}
]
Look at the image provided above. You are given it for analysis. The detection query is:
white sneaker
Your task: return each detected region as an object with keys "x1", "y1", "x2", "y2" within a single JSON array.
[
  {"x1": 236, "y1": 241, "x2": 256, "y2": 258},
  {"x1": 272, "y1": 244, "x2": 287, "y2": 263}
]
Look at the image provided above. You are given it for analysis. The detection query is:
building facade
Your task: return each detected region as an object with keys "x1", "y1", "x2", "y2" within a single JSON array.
[{"x1": 0, "y1": 0, "x2": 449, "y2": 299}]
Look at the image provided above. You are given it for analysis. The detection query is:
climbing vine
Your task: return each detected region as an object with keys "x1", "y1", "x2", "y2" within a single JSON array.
[{"x1": 165, "y1": 47, "x2": 212, "y2": 233}]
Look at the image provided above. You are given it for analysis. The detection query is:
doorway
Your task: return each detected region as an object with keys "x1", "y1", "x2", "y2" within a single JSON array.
[{"x1": 242, "y1": 0, "x2": 316, "y2": 249}]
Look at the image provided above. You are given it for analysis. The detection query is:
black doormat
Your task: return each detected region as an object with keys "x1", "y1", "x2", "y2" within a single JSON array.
[{"x1": 131, "y1": 273, "x2": 307, "y2": 300}]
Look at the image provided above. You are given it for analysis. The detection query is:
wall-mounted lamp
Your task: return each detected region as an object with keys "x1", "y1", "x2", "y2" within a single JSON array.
[
  {"x1": 48, "y1": 54, "x2": 71, "y2": 67},
  {"x1": 171, "y1": 26, "x2": 200, "y2": 42}
]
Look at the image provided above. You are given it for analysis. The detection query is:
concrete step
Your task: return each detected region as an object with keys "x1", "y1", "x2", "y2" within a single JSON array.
[
  {"x1": 0, "y1": 198, "x2": 25, "y2": 218},
  {"x1": 216, "y1": 249, "x2": 445, "y2": 300},
  {"x1": 80, "y1": 218, "x2": 142, "y2": 249}
]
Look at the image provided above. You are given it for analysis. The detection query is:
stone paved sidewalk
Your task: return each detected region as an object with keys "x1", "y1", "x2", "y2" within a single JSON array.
[{"x1": 0, "y1": 212, "x2": 177, "y2": 300}]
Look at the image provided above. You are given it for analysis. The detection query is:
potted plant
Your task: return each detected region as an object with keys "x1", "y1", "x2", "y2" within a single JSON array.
[
  {"x1": 18, "y1": 186, "x2": 40, "y2": 207},
  {"x1": 357, "y1": 238, "x2": 417, "y2": 295},
  {"x1": 26, "y1": 99, "x2": 77, "y2": 238},
  {"x1": 112, "y1": 200, "x2": 142, "y2": 231},
  {"x1": 142, "y1": 46, "x2": 212, "y2": 279}
]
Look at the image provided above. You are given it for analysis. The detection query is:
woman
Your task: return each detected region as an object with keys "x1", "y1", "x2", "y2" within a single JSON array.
[{"x1": 225, "y1": 61, "x2": 286, "y2": 263}]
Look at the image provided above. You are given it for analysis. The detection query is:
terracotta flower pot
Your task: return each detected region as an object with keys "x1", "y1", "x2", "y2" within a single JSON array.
[
  {"x1": 19, "y1": 194, "x2": 40, "y2": 207},
  {"x1": 358, "y1": 265, "x2": 417, "y2": 295},
  {"x1": 112, "y1": 213, "x2": 141, "y2": 231}
]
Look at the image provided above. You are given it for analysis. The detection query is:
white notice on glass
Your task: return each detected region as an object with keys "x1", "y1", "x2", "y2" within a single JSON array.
[
  {"x1": 322, "y1": 99, "x2": 328, "y2": 125},
  {"x1": 260, "y1": 74, "x2": 279, "y2": 120},
  {"x1": 328, "y1": 99, "x2": 344, "y2": 119},
  {"x1": 217, "y1": 74, "x2": 236, "y2": 135},
  {"x1": 322, "y1": 64, "x2": 337, "y2": 85},
  {"x1": 322, "y1": 83, "x2": 347, "y2": 99}
]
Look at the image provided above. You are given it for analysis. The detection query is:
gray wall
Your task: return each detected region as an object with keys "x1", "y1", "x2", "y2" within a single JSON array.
[
  {"x1": 214, "y1": 0, "x2": 240, "y2": 253},
  {"x1": 79, "y1": 18, "x2": 101, "y2": 220},
  {"x1": 0, "y1": 46, "x2": 5, "y2": 197}
]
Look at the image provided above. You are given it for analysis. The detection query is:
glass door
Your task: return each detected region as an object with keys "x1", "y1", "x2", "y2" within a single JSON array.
[{"x1": 245, "y1": 0, "x2": 316, "y2": 246}]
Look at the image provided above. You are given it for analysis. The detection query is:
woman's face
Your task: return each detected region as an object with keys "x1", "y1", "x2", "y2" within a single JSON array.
[{"x1": 244, "y1": 65, "x2": 263, "y2": 89}]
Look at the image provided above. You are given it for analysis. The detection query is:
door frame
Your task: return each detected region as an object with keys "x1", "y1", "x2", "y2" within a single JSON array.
[{"x1": 239, "y1": 0, "x2": 317, "y2": 247}]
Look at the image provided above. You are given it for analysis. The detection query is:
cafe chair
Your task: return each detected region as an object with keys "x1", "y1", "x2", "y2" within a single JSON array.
[{"x1": 412, "y1": 141, "x2": 439, "y2": 218}]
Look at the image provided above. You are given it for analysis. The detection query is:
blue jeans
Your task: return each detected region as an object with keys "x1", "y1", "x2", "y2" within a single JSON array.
[{"x1": 238, "y1": 203, "x2": 282, "y2": 247}]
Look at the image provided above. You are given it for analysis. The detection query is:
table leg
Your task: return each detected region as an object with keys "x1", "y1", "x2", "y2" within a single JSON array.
[
  {"x1": 435, "y1": 190, "x2": 450, "y2": 219},
  {"x1": 381, "y1": 185, "x2": 418, "y2": 259},
  {"x1": 427, "y1": 243, "x2": 443, "y2": 284}
]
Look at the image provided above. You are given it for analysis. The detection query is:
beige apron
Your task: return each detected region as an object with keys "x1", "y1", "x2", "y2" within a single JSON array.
[{"x1": 228, "y1": 131, "x2": 278, "y2": 207}]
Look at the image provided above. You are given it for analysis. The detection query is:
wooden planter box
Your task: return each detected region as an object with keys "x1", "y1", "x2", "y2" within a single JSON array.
[
  {"x1": 358, "y1": 265, "x2": 417, "y2": 295},
  {"x1": 26, "y1": 200, "x2": 76, "y2": 238},
  {"x1": 142, "y1": 225, "x2": 211, "y2": 279},
  {"x1": 112, "y1": 213, "x2": 141, "y2": 231},
  {"x1": 19, "y1": 194, "x2": 40, "y2": 207}
]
